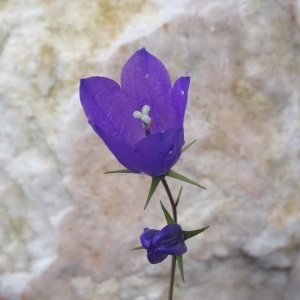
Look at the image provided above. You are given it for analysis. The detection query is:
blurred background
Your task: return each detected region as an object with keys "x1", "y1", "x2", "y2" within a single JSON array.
[{"x1": 0, "y1": 0, "x2": 299, "y2": 299}]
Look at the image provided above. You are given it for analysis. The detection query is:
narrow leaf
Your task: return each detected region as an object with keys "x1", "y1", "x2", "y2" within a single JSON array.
[
  {"x1": 144, "y1": 177, "x2": 161, "y2": 209},
  {"x1": 183, "y1": 226, "x2": 209, "y2": 241},
  {"x1": 166, "y1": 170, "x2": 206, "y2": 190},
  {"x1": 177, "y1": 255, "x2": 185, "y2": 282},
  {"x1": 131, "y1": 246, "x2": 144, "y2": 250},
  {"x1": 104, "y1": 169, "x2": 137, "y2": 174},
  {"x1": 160, "y1": 201, "x2": 174, "y2": 224},
  {"x1": 181, "y1": 140, "x2": 197, "y2": 153},
  {"x1": 175, "y1": 186, "x2": 183, "y2": 206}
]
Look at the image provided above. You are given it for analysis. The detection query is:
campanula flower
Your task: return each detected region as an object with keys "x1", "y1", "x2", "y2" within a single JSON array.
[
  {"x1": 140, "y1": 223, "x2": 187, "y2": 264},
  {"x1": 80, "y1": 48, "x2": 190, "y2": 177}
]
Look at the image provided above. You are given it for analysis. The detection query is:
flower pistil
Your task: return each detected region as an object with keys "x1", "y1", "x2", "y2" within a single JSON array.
[{"x1": 133, "y1": 104, "x2": 152, "y2": 136}]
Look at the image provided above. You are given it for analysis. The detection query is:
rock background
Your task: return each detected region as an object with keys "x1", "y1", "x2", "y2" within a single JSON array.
[{"x1": 0, "y1": 0, "x2": 299, "y2": 299}]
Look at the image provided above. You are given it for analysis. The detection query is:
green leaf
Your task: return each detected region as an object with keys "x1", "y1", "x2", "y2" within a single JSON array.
[
  {"x1": 104, "y1": 169, "x2": 137, "y2": 174},
  {"x1": 177, "y1": 255, "x2": 185, "y2": 282},
  {"x1": 175, "y1": 186, "x2": 183, "y2": 206},
  {"x1": 183, "y1": 226, "x2": 209, "y2": 241},
  {"x1": 144, "y1": 177, "x2": 161, "y2": 209},
  {"x1": 166, "y1": 170, "x2": 206, "y2": 190},
  {"x1": 181, "y1": 140, "x2": 197, "y2": 153},
  {"x1": 160, "y1": 201, "x2": 174, "y2": 224},
  {"x1": 131, "y1": 246, "x2": 144, "y2": 250}
]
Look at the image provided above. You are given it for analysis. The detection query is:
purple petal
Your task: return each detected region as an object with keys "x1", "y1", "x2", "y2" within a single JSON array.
[
  {"x1": 121, "y1": 48, "x2": 178, "y2": 132},
  {"x1": 91, "y1": 124, "x2": 141, "y2": 172},
  {"x1": 91, "y1": 124, "x2": 183, "y2": 177},
  {"x1": 134, "y1": 126, "x2": 184, "y2": 176},
  {"x1": 171, "y1": 76, "x2": 190, "y2": 124},
  {"x1": 153, "y1": 224, "x2": 183, "y2": 244},
  {"x1": 80, "y1": 77, "x2": 145, "y2": 146},
  {"x1": 147, "y1": 251, "x2": 168, "y2": 264},
  {"x1": 156, "y1": 240, "x2": 187, "y2": 255},
  {"x1": 140, "y1": 228, "x2": 159, "y2": 249},
  {"x1": 152, "y1": 224, "x2": 187, "y2": 255}
]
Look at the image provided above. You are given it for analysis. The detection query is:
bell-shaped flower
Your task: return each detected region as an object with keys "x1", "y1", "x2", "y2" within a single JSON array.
[
  {"x1": 140, "y1": 223, "x2": 187, "y2": 264},
  {"x1": 80, "y1": 48, "x2": 190, "y2": 177}
]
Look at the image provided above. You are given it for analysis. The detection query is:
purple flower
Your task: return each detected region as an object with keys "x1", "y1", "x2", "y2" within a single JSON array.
[
  {"x1": 140, "y1": 223, "x2": 187, "y2": 264},
  {"x1": 80, "y1": 48, "x2": 190, "y2": 177}
]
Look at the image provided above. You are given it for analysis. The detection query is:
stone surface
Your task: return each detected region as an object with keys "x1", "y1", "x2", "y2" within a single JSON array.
[{"x1": 0, "y1": 0, "x2": 299, "y2": 299}]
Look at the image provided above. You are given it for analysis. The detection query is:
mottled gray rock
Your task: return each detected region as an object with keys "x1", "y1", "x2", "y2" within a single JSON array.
[{"x1": 0, "y1": 0, "x2": 299, "y2": 300}]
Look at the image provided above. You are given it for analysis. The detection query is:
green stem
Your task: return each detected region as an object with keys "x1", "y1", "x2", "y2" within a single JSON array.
[
  {"x1": 168, "y1": 256, "x2": 176, "y2": 300},
  {"x1": 161, "y1": 177, "x2": 177, "y2": 223},
  {"x1": 161, "y1": 177, "x2": 177, "y2": 300}
]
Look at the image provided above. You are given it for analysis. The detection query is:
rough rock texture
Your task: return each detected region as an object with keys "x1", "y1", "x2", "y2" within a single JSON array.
[{"x1": 0, "y1": 0, "x2": 299, "y2": 299}]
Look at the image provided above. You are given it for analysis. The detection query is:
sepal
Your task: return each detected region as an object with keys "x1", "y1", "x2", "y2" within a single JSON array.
[
  {"x1": 166, "y1": 169, "x2": 206, "y2": 190},
  {"x1": 181, "y1": 140, "x2": 197, "y2": 153},
  {"x1": 177, "y1": 255, "x2": 185, "y2": 282},
  {"x1": 104, "y1": 169, "x2": 137, "y2": 174},
  {"x1": 160, "y1": 201, "x2": 174, "y2": 224},
  {"x1": 183, "y1": 226, "x2": 209, "y2": 241},
  {"x1": 144, "y1": 177, "x2": 161, "y2": 209},
  {"x1": 175, "y1": 186, "x2": 183, "y2": 206},
  {"x1": 131, "y1": 246, "x2": 144, "y2": 250}
]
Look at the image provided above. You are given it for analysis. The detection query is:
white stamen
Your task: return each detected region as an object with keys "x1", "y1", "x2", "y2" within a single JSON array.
[
  {"x1": 142, "y1": 105, "x2": 150, "y2": 115},
  {"x1": 133, "y1": 111, "x2": 143, "y2": 118},
  {"x1": 141, "y1": 115, "x2": 151, "y2": 124},
  {"x1": 133, "y1": 105, "x2": 152, "y2": 124}
]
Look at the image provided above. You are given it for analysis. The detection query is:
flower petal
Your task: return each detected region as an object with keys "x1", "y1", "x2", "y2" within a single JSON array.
[
  {"x1": 153, "y1": 224, "x2": 183, "y2": 244},
  {"x1": 121, "y1": 48, "x2": 177, "y2": 132},
  {"x1": 152, "y1": 224, "x2": 187, "y2": 255},
  {"x1": 156, "y1": 240, "x2": 187, "y2": 256},
  {"x1": 91, "y1": 124, "x2": 141, "y2": 172},
  {"x1": 140, "y1": 228, "x2": 159, "y2": 249},
  {"x1": 171, "y1": 76, "x2": 190, "y2": 124},
  {"x1": 80, "y1": 77, "x2": 145, "y2": 146},
  {"x1": 91, "y1": 124, "x2": 184, "y2": 177},
  {"x1": 134, "y1": 126, "x2": 184, "y2": 176},
  {"x1": 147, "y1": 251, "x2": 168, "y2": 264}
]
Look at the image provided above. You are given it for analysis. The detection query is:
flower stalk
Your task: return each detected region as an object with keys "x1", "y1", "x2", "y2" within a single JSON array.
[
  {"x1": 168, "y1": 256, "x2": 177, "y2": 300},
  {"x1": 161, "y1": 177, "x2": 177, "y2": 223},
  {"x1": 161, "y1": 177, "x2": 177, "y2": 300}
]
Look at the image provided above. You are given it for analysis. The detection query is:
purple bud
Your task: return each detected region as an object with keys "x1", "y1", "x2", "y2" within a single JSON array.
[{"x1": 140, "y1": 223, "x2": 187, "y2": 264}]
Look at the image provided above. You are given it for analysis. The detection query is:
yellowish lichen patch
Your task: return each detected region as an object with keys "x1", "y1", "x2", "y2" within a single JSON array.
[
  {"x1": 234, "y1": 79, "x2": 275, "y2": 117},
  {"x1": 269, "y1": 199, "x2": 300, "y2": 228}
]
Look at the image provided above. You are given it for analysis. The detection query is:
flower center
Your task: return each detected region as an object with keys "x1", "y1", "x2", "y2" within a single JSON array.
[{"x1": 133, "y1": 105, "x2": 152, "y2": 136}]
